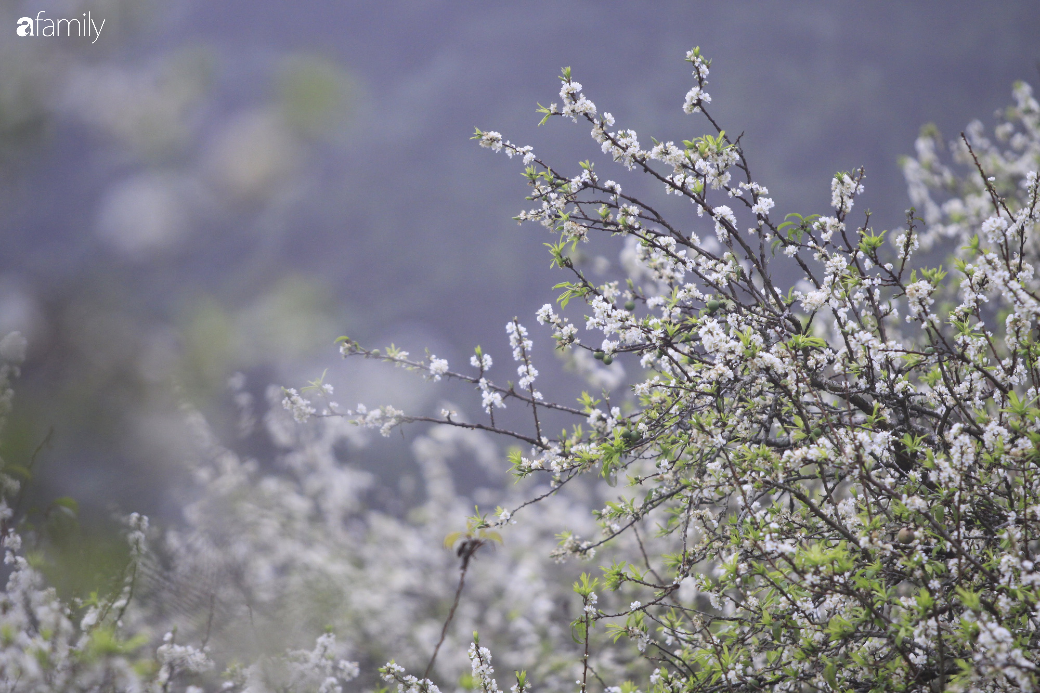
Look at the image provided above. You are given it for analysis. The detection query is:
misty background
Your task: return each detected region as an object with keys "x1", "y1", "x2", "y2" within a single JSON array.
[{"x1": 1, "y1": 0, "x2": 1038, "y2": 548}]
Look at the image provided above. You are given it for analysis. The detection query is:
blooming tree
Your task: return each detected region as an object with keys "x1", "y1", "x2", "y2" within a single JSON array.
[
  {"x1": 0, "y1": 48, "x2": 1038, "y2": 693},
  {"x1": 341, "y1": 50, "x2": 1040, "y2": 692}
]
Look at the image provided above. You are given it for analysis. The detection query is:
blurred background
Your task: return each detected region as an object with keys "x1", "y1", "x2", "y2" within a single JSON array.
[{"x1": 1, "y1": 0, "x2": 1038, "y2": 546}]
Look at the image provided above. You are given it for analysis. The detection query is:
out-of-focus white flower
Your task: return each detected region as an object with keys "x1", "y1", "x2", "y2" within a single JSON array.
[{"x1": 0, "y1": 332, "x2": 27, "y2": 363}]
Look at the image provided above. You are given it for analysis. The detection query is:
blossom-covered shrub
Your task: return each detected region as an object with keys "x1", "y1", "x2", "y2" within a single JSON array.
[
  {"x1": 325, "y1": 51, "x2": 1040, "y2": 692},
  {"x1": 142, "y1": 386, "x2": 607, "y2": 690},
  {"x1": 0, "y1": 349, "x2": 605, "y2": 691}
]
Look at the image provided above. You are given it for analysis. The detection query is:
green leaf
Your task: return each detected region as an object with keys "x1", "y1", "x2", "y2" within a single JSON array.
[
  {"x1": 956, "y1": 586, "x2": 981, "y2": 611},
  {"x1": 5, "y1": 464, "x2": 31, "y2": 482},
  {"x1": 50, "y1": 497, "x2": 79, "y2": 518},
  {"x1": 824, "y1": 662, "x2": 837, "y2": 689},
  {"x1": 572, "y1": 572, "x2": 599, "y2": 597}
]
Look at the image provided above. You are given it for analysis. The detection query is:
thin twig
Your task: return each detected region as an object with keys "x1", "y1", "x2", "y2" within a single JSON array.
[
  {"x1": 424, "y1": 539, "x2": 483, "y2": 679},
  {"x1": 581, "y1": 606, "x2": 591, "y2": 693},
  {"x1": 202, "y1": 594, "x2": 217, "y2": 649},
  {"x1": 4, "y1": 427, "x2": 54, "y2": 537}
]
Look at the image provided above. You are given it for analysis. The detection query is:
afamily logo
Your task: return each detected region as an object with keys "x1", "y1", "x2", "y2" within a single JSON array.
[{"x1": 16, "y1": 11, "x2": 105, "y2": 43}]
